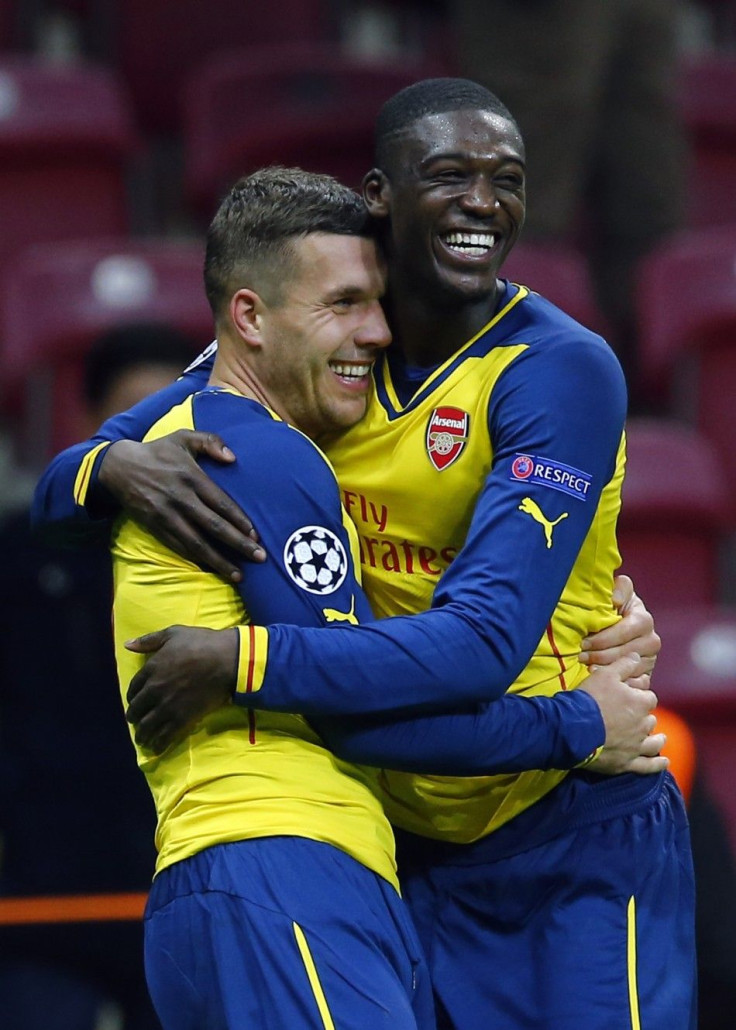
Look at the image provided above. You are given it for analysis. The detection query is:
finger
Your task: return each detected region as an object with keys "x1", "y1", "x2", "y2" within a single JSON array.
[
  {"x1": 627, "y1": 754, "x2": 670, "y2": 775},
  {"x1": 628, "y1": 686, "x2": 658, "y2": 712},
  {"x1": 580, "y1": 607, "x2": 654, "y2": 654},
  {"x1": 639, "y1": 732, "x2": 666, "y2": 757},
  {"x1": 175, "y1": 430, "x2": 237, "y2": 464},
  {"x1": 156, "y1": 503, "x2": 267, "y2": 577},
  {"x1": 133, "y1": 707, "x2": 173, "y2": 748},
  {"x1": 125, "y1": 666, "x2": 151, "y2": 705},
  {"x1": 126, "y1": 684, "x2": 158, "y2": 724},
  {"x1": 609, "y1": 651, "x2": 642, "y2": 678},
  {"x1": 152, "y1": 513, "x2": 249, "y2": 583},
  {"x1": 581, "y1": 646, "x2": 650, "y2": 676},
  {"x1": 125, "y1": 630, "x2": 169, "y2": 655},
  {"x1": 611, "y1": 574, "x2": 634, "y2": 613},
  {"x1": 192, "y1": 477, "x2": 262, "y2": 544},
  {"x1": 624, "y1": 674, "x2": 652, "y2": 692}
]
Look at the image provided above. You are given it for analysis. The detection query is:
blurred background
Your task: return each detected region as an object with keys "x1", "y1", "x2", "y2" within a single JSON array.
[{"x1": 0, "y1": 1, "x2": 735, "y2": 1027}]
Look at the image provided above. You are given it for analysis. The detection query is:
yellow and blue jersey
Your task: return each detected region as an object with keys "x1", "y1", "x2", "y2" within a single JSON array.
[{"x1": 111, "y1": 389, "x2": 398, "y2": 883}]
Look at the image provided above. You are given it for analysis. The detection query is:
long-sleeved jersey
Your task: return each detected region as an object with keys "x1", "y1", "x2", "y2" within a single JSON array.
[
  {"x1": 34, "y1": 282, "x2": 628, "y2": 847},
  {"x1": 112, "y1": 389, "x2": 401, "y2": 880}
]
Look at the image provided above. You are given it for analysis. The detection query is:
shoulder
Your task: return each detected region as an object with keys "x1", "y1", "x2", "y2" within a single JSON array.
[
  {"x1": 192, "y1": 390, "x2": 340, "y2": 493},
  {"x1": 502, "y1": 291, "x2": 625, "y2": 393}
]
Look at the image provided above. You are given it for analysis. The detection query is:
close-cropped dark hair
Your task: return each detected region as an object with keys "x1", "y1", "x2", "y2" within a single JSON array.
[
  {"x1": 374, "y1": 77, "x2": 519, "y2": 171},
  {"x1": 204, "y1": 166, "x2": 372, "y2": 318},
  {"x1": 83, "y1": 322, "x2": 198, "y2": 409}
]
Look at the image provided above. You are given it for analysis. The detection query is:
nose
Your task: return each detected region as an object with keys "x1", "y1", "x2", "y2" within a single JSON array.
[
  {"x1": 355, "y1": 300, "x2": 392, "y2": 351},
  {"x1": 459, "y1": 174, "x2": 498, "y2": 215}
]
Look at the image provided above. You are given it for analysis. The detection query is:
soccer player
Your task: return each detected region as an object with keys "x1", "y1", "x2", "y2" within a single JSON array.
[
  {"x1": 109, "y1": 168, "x2": 436, "y2": 1030},
  {"x1": 31, "y1": 82, "x2": 687, "y2": 1029}
]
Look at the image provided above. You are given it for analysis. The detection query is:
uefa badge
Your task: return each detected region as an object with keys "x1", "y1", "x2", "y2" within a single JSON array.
[
  {"x1": 426, "y1": 407, "x2": 470, "y2": 471},
  {"x1": 283, "y1": 525, "x2": 348, "y2": 595}
]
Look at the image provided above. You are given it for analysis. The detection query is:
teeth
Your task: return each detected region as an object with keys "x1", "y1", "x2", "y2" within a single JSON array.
[
  {"x1": 444, "y1": 232, "x2": 497, "y2": 254},
  {"x1": 331, "y1": 363, "x2": 371, "y2": 378}
]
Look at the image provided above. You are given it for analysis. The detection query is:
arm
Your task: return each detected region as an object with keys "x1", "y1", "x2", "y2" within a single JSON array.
[
  {"x1": 227, "y1": 337, "x2": 630, "y2": 716},
  {"x1": 316, "y1": 654, "x2": 665, "y2": 777},
  {"x1": 31, "y1": 347, "x2": 262, "y2": 577},
  {"x1": 31, "y1": 355, "x2": 213, "y2": 540}
]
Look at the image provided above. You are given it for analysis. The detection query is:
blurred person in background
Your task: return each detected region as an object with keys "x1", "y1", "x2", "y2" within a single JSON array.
[
  {"x1": 0, "y1": 322, "x2": 198, "y2": 1030},
  {"x1": 447, "y1": 0, "x2": 687, "y2": 395}
]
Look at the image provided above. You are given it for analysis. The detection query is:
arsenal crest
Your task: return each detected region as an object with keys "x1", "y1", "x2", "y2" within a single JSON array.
[{"x1": 426, "y1": 407, "x2": 470, "y2": 471}]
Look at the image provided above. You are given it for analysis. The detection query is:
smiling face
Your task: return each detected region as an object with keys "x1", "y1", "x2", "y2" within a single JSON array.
[
  {"x1": 365, "y1": 107, "x2": 526, "y2": 306},
  {"x1": 257, "y1": 232, "x2": 390, "y2": 440}
]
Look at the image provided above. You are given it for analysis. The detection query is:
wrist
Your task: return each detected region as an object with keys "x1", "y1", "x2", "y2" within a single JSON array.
[
  {"x1": 74, "y1": 441, "x2": 119, "y2": 518},
  {"x1": 233, "y1": 624, "x2": 270, "y2": 703}
]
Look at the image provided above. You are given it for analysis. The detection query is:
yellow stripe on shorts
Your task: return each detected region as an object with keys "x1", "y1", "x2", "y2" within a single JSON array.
[
  {"x1": 293, "y1": 922, "x2": 335, "y2": 1030},
  {"x1": 627, "y1": 895, "x2": 641, "y2": 1030}
]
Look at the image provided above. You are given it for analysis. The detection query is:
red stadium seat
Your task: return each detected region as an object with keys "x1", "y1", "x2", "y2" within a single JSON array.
[
  {"x1": 502, "y1": 240, "x2": 609, "y2": 338},
  {"x1": 0, "y1": 238, "x2": 212, "y2": 464},
  {"x1": 617, "y1": 418, "x2": 733, "y2": 609},
  {"x1": 635, "y1": 226, "x2": 736, "y2": 495},
  {"x1": 0, "y1": 58, "x2": 136, "y2": 274},
  {"x1": 649, "y1": 603, "x2": 736, "y2": 849},
  {"x1": 182, "y1": 43, "x2": 449, "y2": 219},
  {"x1": 106, "y1": 0, "x2": 336, "y2": 135},
  {"x1": 679, "y1": 54, "x2": 736, "y2": 228}
]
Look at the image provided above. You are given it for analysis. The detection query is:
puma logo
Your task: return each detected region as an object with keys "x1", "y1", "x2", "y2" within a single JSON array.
[
  {"x1": 322, "y1": 596, "x2": 359, "y2": 625},
  {"x1": 518, "y1": 497, "x2": 568, "y2": 548}
]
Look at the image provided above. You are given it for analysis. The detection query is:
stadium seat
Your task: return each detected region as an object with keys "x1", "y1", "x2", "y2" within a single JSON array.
[
  {"x1": 502, "y1": 240, "x2": 609, "y2": 338},
  {"x1": 103, "y1": 0, "x2": 337, "y2": 135},
  {"x1": 617, "y1": 418, "x2": 733, "y2": 609},
  {"x1": 649, "y1": 603, "x2": 736, "y2": 849},
  {"x1": 679, "y1": 53, "x2": 736, "y2": 227},
  {"x1": 0, "y1": 238, "x2": 212, "y2": 464},
  {"x1": 0, "y1": 58, "x2": 136, "y2": 275},
  {"x1": 635, "y1": 226, "x2": 736, "y2": 494},
  {"x1": 182, "y1": 43, "x2": 449, "y2": 219}
]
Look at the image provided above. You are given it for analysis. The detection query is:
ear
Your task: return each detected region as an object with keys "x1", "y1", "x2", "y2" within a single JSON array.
[
  {"x1": 230, "y1": 288, "x2": 263, "y2": 347},
  {"x1": 362, "y1": 168, "x2": 391, "y2": 220}
]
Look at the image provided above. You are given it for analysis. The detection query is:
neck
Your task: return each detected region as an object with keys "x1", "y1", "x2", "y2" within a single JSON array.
[
  {"x1": 209, "y1": 340, "x2": 290, "y2": 424},
  {"x1": 384, "y1": 281, "x2": 502, "y2": 367}
]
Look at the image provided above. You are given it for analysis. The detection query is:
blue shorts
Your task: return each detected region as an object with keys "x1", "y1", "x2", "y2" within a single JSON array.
[
  {"x1": 144, "y1": 836, "x2": 435, "y2": 1030},
  {"x1": 397, "y1": 772, "x2": 697, "y2": 1030}
]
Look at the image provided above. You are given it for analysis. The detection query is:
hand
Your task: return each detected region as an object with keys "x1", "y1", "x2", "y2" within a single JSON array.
[
  {"x1": 579, "y1": 575, "x2": 660, "y2": 675},
  {"x1": 579, "y1": 653, "x2": 669, "y2": 776},
  {"x1": 99, "y1": 432, "x2": 266, "y2": 582},
  {"x1": 125, "y1": 626, "x2": 240, "y2": 753}
]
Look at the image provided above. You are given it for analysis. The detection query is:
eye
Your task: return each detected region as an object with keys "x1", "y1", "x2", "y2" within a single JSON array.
[
  {"x1": 332, "y1": 297, "x2": 355, "y2": 311},
  {"x1": 495, "y1": 171, "x2": 524, "y2": 191},
  {"x1": 432, "y1": 168, "x2": 466, "y2": 184}
]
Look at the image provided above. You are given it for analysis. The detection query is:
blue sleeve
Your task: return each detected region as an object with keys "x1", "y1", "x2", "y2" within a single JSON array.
[
  {"x1": 316, "y1": 689, "x2": 603, "y2": 773},
  {"x1": 30, "y1": 349, "x2": 215, "y2": 545},
  {"x1": 236, "y1": 335, "x2": 627, "y2": 716},
  {"x1": 193, "y1": 391, "x2": 604, "y2": 771},
  {"x1": 192, "y1": 391, "x2": 375, "y2": 628}
]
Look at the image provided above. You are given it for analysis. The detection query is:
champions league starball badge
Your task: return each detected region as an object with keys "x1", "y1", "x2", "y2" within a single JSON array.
[{"x1": 284, "y1": 526, "x2": 349, "y2": 595}]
